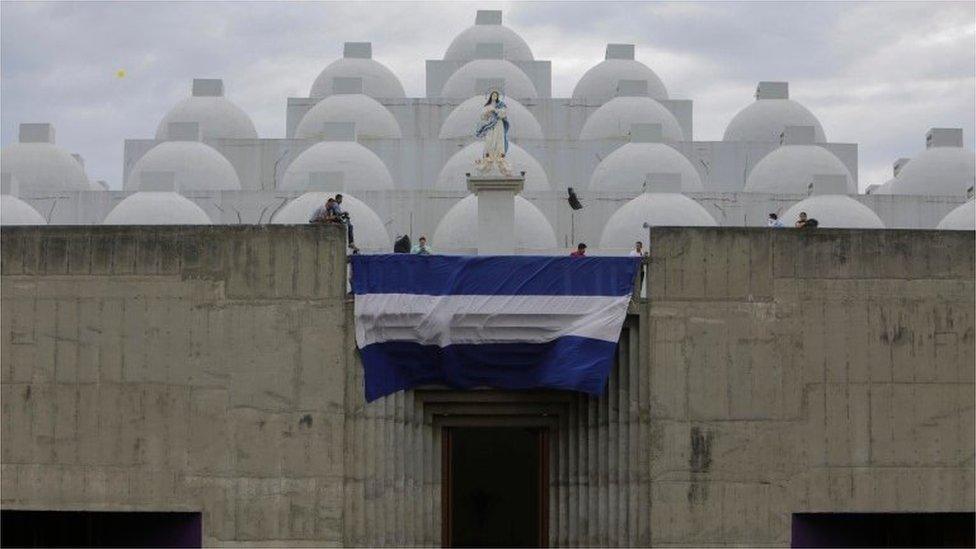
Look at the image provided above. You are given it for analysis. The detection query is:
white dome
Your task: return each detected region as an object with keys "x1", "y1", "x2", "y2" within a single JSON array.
[
  {"x1": 936, "y1": 200, "x2": 975, "y2": 230},
  {"x1": 781, "y1": 195, "x2": 884, "y2": 229},
  {"x1": 102, "y1": 192, "x2": 212, "y2": 225},
  {"x1": 296, "y1": 94, "x2": 401, "y2": 139},
  {"x1": 271, "y1": 192, "x2": 391, "y2": 250},
  {"x1": 281, "y1": 142, "x2": 394, "y2": 191},
  {"x1": 744, "y1": 145, "x2": 854, "y2": 194},
  {"x1": 887, "y1": 147, "x2": 976, "y2": 197},
  {"x1": 310, "y1": 57, "x2": 406, "y2": 99},
  {"x1": 444, "y1": 23, "x2": 534, "y2": 62},
  {"x1": 440, "y1": 60, "x2": 538, "y2": 99},
  {"x1": 579, "y1": 96, "x2": 684, "y2": 141},
  {"x1": 433, "y1": 195, "x2": 557, "y2": 251},
  {"x1": 1, "y1": 195, "x2": 46, "y2": 225},
  {"x1": 572, "y1": 59, "x2": 668, "y2": 102},
  {"x1": 588, "y1": 143, "x2": 703, "y2": 193},
  {"x1": 439, "y1": 95, "x2": 543, "y2": 139},
  {"x1": 723, "y1": 99, "x2": 826, "y2": 143},
  {"x1": 155, "y1": 97, "x2": 258, "y2": 140},
  {"x1": 0, "y1": 143, "x2": 90, "y2": 192},
  {"x1": 599, "y1": 193, "x2": 717, "y2": 249},
  {"x1": 129, "y1": 141, "x2": 242, "y2": 191},
  {"x1": 436, "y1": 142, "x2": 549, "y2": 191}
]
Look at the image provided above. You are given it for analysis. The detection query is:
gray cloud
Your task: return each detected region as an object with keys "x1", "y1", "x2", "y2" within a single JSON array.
[{"x1": 1, "y1": 1, "x2": 973, "y2": 190}]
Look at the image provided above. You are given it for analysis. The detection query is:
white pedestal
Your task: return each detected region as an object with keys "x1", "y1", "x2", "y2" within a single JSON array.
[{"x1": 466, "y1": 174, "x2": 525, "y2": 255}]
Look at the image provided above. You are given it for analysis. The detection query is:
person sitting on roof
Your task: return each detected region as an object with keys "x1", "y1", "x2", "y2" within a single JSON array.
[{"x1": 411, "y1": 235, "x2": 433, "y2": 255}]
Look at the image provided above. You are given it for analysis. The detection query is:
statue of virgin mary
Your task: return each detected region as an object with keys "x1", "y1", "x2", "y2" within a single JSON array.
[{"x1": 474, "y1": 90, "x2": 513, "y2": 176}]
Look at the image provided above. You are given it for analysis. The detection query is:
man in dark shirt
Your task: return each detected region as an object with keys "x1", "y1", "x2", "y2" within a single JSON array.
[
  {"x1": 328, "y1": 194, "x2": 358, "y2": 252},
  {"x1": 570, "y1": 243, "x2": 587, "y2": 257}
]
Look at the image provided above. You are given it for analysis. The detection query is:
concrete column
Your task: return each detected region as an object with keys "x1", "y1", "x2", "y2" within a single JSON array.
[{"x1": 466, "y1": 174, "x2": 524, "y2": 255}]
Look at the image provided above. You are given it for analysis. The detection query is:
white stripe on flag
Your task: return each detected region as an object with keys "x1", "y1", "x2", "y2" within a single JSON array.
[{"x1": 354, "y1": 293, "x2": 631, "y2": 348}]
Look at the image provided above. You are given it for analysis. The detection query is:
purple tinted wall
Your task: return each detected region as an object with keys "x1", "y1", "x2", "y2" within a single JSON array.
[
  {"x1": 792, "y1": 512, "x2": 975, "y2": 548},
  {"x1": 1, "y1": 510, "x2": 202, "y2": 547}
]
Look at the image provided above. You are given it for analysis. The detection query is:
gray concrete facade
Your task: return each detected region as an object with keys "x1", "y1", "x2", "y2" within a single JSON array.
[{"x1": 1, "y1": 225, "x2": 973, "y2": 546}]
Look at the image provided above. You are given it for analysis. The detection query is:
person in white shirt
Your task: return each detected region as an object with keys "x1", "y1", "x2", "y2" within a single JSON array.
[
  {"x1": 411, "y1": 235, "x2": 433, "y2": 255},
  {"x1": 767, "y1": 213, "x2": 785, "y2": 228},
  {"x1": 628, "y1": 241, "x2": 645, "y2": 257}
]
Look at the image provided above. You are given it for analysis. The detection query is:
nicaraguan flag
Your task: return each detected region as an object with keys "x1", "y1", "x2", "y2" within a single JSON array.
[{"x1": 351, "y1": 255, "x2": 641, "y2": 402}]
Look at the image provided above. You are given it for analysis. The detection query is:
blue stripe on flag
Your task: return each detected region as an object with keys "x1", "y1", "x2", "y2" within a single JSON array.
[
  {"x1": 359, "y1": 336, "x2": 618, "y2": 402},
  {"x1": 351, "y1": 255, "x2": 640, "y2": 297}
]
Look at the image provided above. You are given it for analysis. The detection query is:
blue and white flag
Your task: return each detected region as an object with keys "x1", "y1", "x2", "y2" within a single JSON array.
[{"x1": 351, "y1": 255, "x2": 641, "y2": 402}]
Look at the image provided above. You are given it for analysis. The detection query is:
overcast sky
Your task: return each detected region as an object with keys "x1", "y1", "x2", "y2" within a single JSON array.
[{"x1": 1, "y1": 1, "x2": 973, "y2": 190}]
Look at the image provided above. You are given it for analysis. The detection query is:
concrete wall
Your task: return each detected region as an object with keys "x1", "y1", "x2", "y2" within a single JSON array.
[
  {"x1": 2, "y1": 226, "x2": 973, "y2": 546},
  {"x1": 1, "y1": 225, "x2": 351, "y2": 546},
  {"x1": 645, "y1": 227, "x2": 975, "y2": 545}
]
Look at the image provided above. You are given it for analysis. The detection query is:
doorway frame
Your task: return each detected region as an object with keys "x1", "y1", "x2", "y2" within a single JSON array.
[
  {"x1": 417, "y1": 390, "x2": 570, "y2": 548},
  {"x1": 440, "y1": 423, "x2": 551, "y2": 548}
]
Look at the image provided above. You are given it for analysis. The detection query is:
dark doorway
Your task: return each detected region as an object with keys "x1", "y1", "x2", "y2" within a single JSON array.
[
  {"x1": 792, "y1": 512, "x2": 976, "y2": 548},
  {"x1": 0, "y1": 510, "x2": 202, "y2": 548},
  {"x1": 442, "y1": 427, "x2": 548, "y2": 547}
]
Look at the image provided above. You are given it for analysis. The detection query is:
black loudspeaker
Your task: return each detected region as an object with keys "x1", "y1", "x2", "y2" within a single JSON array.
[
  {"x1": 567, "y1": 187, "x2": 583, "y2": 210},
  {"x1": 394, "y1": 235, "x2": 411, "y2": 253}
]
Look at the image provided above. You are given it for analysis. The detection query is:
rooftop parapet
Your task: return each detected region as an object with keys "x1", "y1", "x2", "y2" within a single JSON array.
[
  {"x1": 605, "y1": 44, "x2": 635, "y2": 60},
  {"x1": 893, "y1": 157, "x2": 911, "y2": 177},
  {"x1": 192, "y1": 78, "x2": 224, "y2": 97},
  {"x1": 926, "y1": 128, "x2": 963, "y2": 148},
  {"x1": 756, "y1": 81, "x2": 788, "y2": 100},
  {"x1": 343, "y1": 42, "x2": 372, "y2": 59},
  {"x1": 19, "y1": 123, "x2": 55, "y2": 144},
  {"x1": 475, "y1": 10, "x2": 502, "y2": 25}
]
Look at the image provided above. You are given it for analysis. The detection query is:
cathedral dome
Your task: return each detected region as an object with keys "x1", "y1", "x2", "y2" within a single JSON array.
[
  {"x1": 599, "y1": 192, "x2": 716, "y2": 249},
  {"x1": 102, "y1": 192, "x2": 212, "y2": 225},
  {"x1": 129, "y1": 141, "x2": 242, "y2": 191},
  {"x1": 723, "y1": 83, "x2": 825, "y2": 143},
  {"x1": 936, "y1": 200, "x2": 975, "y2": 230},
  {"x1": 439, "y1": 95, "x2": 543, "y2": 139},
  {"x1": 572, "y1": 45, "x2": 668, "y2": 102},
  {"x1": 155, "y1": 79, "x2": 258, "y2": 140},
  {"x1": 0, "y1": 195, "x2": 46, "y2": 225},
  {"x1": 281, "y1": 141, "x2": 394, "y2": 191},
  {"x1": 436, "y1": 142, "x2": 549, "y2": 191},
  {"x1": 579, "y1": 96, "x2": 683, "y2": 141},
  {"x1": 440, "y1": 60, "x2": 538, "y2": 99},
  {"x1": 310, "y1": 43, "x2": 406, "y2": 99},
  {"x1": 1, "y1": 124, "x2": 90, "y2": 193},
  {"x1": 433, "y1": 195, "x2": 557, "y2": 252},
  {"x1": 887, "y1": 147, "x2": 976, "y2": 197},
  {"x1": 271, "y1": 192, "x2": 391, "y2": 250},
  {"x1": 781, "y1": 195, "x2": 885, "y2": 229},
  {"x1": 295, "y1": 94, "x2": 401, "y2": 140},
  {"x1": 744, "y1": 145, "x2": 854, "y2": 194},
  {"x1": 588, "y1": 143, "x2": 703, "y2": 193},
  {"x1": 443, "y1": 11, "x2": 534, "y2": 62}
]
